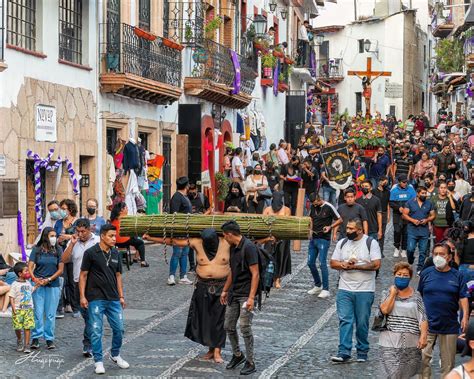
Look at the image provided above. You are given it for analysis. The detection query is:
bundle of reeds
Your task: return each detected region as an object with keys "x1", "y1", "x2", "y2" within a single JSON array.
[{"x1": 119, "y1": 214, "x2": 311, "y2": 240}]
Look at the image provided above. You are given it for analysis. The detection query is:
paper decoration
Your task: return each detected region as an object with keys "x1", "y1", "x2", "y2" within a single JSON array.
[
  {"x1": 17, "y1": 211, "x2": 27, "y2": 262},
  {"x1": 27, "y1": 148, "x2": 80, "y2": 228}
]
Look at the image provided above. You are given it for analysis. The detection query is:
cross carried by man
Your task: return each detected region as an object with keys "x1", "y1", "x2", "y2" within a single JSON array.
[{"x1": 348, "y1": 57, "x2": 391, "y2": 116}]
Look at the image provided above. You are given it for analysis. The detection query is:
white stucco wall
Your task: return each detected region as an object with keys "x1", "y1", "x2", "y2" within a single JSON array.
[{"x1": 0, "y1": 0, "x2": 98, "y2": 108}]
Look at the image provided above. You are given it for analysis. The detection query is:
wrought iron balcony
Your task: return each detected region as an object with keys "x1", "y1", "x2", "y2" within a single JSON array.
[
  {"x1": 99, "y1": 22, "x2": 182, "y2": 104},
  {"x1": 316, "y1": 58, "x2": 344, "y2": 81},
  {"x1": 163, "y1": 1, "x2": 206, "y2": 45}
]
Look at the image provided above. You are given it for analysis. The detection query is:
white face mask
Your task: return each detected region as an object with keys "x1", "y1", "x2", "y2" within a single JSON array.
[
  {"x1": 433, "y1": 255, "x2": 447, "y2": 269},
  {"x1": 49, "y1": 237, "x2": 57, "y2": 246}
]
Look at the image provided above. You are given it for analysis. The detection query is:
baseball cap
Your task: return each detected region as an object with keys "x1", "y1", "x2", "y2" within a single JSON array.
[{"x1": 397, "y1": 174, "x2": 408, "y2": 182}]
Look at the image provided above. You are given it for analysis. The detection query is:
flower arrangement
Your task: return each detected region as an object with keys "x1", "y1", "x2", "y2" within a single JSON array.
[
  {"x1": 349, "y1": 118, "x2": 387, "y2": 148},
  {"x1": 215, "y1": 172, "x2": 232, "y2": 202}
]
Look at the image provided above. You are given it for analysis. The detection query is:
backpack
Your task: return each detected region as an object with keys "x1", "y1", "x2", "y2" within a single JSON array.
[
  {"x1": 241, "y1": 244, "x2": 275, "y2": 310},
  {"x1": 340, "y1": 236, "x2": 374, "y2": 251}
]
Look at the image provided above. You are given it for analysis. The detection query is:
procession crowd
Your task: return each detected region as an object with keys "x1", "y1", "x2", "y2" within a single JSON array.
[{"x1": 0, "y1": 108, "x2": 474, "y2": 377}]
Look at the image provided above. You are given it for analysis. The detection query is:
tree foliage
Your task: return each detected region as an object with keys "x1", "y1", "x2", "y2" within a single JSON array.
[{"x1": 435, "y1": 39, "x2": 464, "y2": 73}]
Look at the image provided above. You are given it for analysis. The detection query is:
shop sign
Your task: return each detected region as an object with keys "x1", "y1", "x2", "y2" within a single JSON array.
[
  {"x1": 0, "y1": 155, "x2": 5, "y2": 176},
  {"x1": 385, "y1": 83, "x2": 403, "y2": 98},
  {"x1": 201, "y1": 170, "x2": 211, "y2": 187},
  {"x1": 35, "y1": 105, "x2": 57, "y2": 142}
]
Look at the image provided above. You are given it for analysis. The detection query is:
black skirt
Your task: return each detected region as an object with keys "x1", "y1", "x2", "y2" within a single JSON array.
[
  {"x1": 184, "y1": 279, "x2": 226, "y2": 348},
  {"x1": 272, "y1": 240, "x2": 292, "y2": 278}
]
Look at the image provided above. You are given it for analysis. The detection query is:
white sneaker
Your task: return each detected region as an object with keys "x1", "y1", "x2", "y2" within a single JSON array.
[
  {"x1": 110, "y1": 355, "x2": 130, "y2": 369},
  {"x1": 167, "y1": 275, "x2": 176, "y2": 285},
  {"x1": 179, "y1": 276, "x2": 193, "y2": 285},
  {"x1": 318, "y1": 290, "x2": 331, "y2": 299},
  {"x1": 401, "y1": 250, "x2": 407, "y2": 258},
  {"x1": 393, "y1": 248, "x2": 400, "y2": 258},
  {"x1": 307, "y1": 286, "x2": 322, "y2": 295},
  {"x1": 95, "y1": 362, "x2": 105, "y2": 375}
]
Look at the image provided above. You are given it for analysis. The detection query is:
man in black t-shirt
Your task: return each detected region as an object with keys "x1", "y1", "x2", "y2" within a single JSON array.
[
  {"x1": 393, "y1": 146, "x2": 413, "y2": 181},
  {"x1": 79, "y1": 224, "x2": 128, "y2": 375},
  {"x1": 373, "y1": 176, "x2": 391, "y2": 254},
  {"x1": 307, "y1": 193, "x2": 342, "y2": 298},
  {"x1": 333, "y1": 188, "x2": 368, "y2": 239},
  {"x1": 356, "y1": 180, "x2": 382, "y2": 242},
  {"x1": 168, "y1": 177, "x2": 193, "y2": 285},
  {"x1": 221, "y1": 221, "x2": 259, "y2": 376}
]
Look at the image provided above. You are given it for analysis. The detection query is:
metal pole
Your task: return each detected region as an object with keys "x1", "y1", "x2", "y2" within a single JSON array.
[{"x1": 354, "y1": 0, "x2": 357, "y2": 21}]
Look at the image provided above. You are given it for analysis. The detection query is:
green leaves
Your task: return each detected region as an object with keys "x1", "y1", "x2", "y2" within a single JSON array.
[{"x1": 435, "y1": 39, "x2": 464, "y2": 73}]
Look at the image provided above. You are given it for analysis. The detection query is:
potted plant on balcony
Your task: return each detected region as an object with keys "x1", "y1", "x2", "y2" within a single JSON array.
[
  {"x1": 185, "y1": 24, "x2": 194, "y2": 43},
  {"x1": 284, "y1": 55, "x2": 295, "y2": 65},
  {"x1": 261, "y1": 52, "x2": 276, "y2": 78},
  {"x1": 253, "y1": 37, "x2": 269, "y2": 52},
  {"x1": 278, "y1": 73, "x2": 289, "y2": 92},
  {"x1": 273, "y1": 45, "x2": 285, "y2": 59},
  {"x1": 205, "y1": 16, "x2": 223, "y2": 38},
  {"x1": 134, "y1": 27, "x2": 156, "y2": 41},
  {"x1": 161, "y1": 37, "x2": 184, "y2": 51}
]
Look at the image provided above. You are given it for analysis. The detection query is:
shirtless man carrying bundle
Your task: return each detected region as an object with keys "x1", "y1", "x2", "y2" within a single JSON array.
[{"x1": 143, "y1": 229, "x2": 230, "y2": 363}]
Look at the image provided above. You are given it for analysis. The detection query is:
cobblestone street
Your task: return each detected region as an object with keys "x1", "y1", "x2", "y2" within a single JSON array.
[{"x1": 0, "y1": 229, "x2": 452, "y2": 378}]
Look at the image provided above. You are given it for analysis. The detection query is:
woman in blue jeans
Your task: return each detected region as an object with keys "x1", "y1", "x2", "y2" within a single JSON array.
[{"x1": 28, "y1": 227, "x2": 64, "y2": 350}]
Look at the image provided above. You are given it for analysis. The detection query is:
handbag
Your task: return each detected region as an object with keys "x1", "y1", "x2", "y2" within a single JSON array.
[
  {"x1": 371, "y1": 307, "x2": 388, "y2": 332},
  {"x1": 258, "y1": 187, "x2": 273, "y2": 199}
]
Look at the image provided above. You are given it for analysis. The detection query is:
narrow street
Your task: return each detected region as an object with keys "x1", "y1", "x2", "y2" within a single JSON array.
[{"x1": 0, "y1": 229, "x2": 449, "y2": 378}]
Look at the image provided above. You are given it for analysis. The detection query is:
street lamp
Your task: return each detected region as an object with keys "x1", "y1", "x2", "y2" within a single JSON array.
[
  {"x1": 280, "y1": 8, "x2": 288, "y2": 20},
  {"x1": 364, "y1": 39, "x2": 371, "y2": 52},
  {"x1": 315, "y1": 34, "x2": 324, "y2": 46},
  {"x1": 253, "y1": 15, "x2": 267, "y2": 37},
  {"x1": 269, "y1": 0, "x2": 277, "y2": 12}
]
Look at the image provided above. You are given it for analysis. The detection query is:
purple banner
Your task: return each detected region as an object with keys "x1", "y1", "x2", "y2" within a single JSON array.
[
  {"x1": 273, "y1": 61, "x2": 279, "y2": 96},
  {"x1": 229, "y1": 49, "x2": 241, "y2": 95},
  {"x1": 17, "y1": 211, "x2": 27, "y2": 262}
]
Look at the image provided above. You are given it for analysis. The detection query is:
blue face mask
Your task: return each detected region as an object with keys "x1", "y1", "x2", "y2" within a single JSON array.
[
  {"x1": 394, "y1": 276, "x2": 410, "y2": 290},
  {"x1": 50, "y1": 211, "x2": 61, "y2": 220}
]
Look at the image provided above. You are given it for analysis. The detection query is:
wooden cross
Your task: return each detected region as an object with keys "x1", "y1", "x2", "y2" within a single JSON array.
[{"x1": 347, "y1": 57, "x2": 391, "y2": 116}]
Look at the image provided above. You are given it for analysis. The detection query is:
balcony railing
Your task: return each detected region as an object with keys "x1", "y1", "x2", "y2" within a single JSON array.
[
  {"x1": 316, "y1": 58, "x2": 344, "y2": 80},
  {"x1": 100, "y1": 22, "x2": 182, "y2": 88},
  {"x1": 190, "y1": 38, "x2": 256, "y2": 96}
]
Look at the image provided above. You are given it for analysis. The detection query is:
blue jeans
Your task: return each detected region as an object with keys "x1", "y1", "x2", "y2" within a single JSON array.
[
  {"x1": 170, "y1": 246, "x2": 189, "y2": 278},
  {"x1": 336, "y1": 290, "x2": 374, "y2": 358},
  {"x1": 368, "y1": 232, "x2": 379, "y2": 241},
  {"x1": 88, "y1": 300, "x2": 124, "y2": 363},
  {"x1": 322, "y1": 186, "x2": 337, "y2": 206},
  {"x1": 307, "y1": 238, "x2": 330, "y2": 290},
  {"x1": 74, "y1": 282, "x2": 91, "y2": 349},
  {"x1": 407, "y1": 234, "x2": 429, "y2": 272},
  {"x1": 32, "y1": 285, "x2": 61, "y2": 341}
]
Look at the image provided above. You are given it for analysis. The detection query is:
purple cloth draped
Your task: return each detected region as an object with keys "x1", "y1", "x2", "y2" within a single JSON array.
[
  {"x1": 229, "y1": 49, "x2": 241, "y2": 95},
  {"x1": 273, "y1": 61, "x2": 279, "y2": 96},
  {"x1": 17, "y1": 211, "x2": 27, "y2": 262}
]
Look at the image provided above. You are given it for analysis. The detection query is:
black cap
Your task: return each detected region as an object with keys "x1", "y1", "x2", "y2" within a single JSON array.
[
  {"x1": 397, "y1": 174, "x2": 408, "y2": 182},
  {"x1": 176, "y1": 176, "x2": 189, "y2": 187}
]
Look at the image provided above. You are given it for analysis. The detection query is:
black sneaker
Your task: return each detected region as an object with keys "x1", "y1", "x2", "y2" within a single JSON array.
[
  {"x1": 226, "y1": 353, "x2": 246, "y2": 370},
  {"x1": 31, "y1": 338, "x2": 39, "y2": 350},
  {"x1": 56, "y1": 310, "x2": 65, "y2": 319},
  {"x1": 46, "y1": 340, "x2": 56, "y2": 350},
  {"x1": 240, "y1": 361, "x2": 257, "y2": 375},
  {"x1": 82, "y1": 346, "x2": 93, "y2": 358}
]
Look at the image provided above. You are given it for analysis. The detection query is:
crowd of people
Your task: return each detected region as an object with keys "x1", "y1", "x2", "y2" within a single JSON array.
[{"x1": 0, "y1": 108, "x2": 474, "y2": 376}]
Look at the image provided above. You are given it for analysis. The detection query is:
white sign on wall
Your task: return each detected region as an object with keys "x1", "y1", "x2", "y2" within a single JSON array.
[
  {"x1": 0, "y1": 155, "x2": 5, "y2": 176},
  {"x1": 35, "y1": 105, "x2": 57, "y2": 142},
  {"x1": 385, "y1": 83, "x2": 403, "y2": 98}
]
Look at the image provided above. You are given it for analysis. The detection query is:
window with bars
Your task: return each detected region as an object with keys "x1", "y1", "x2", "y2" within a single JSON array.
[
  {"x1": 59, "y1": 0, "x2": 82, "y2": 64},
  {"x1": 6, "y1": 0, "x2": 36, "y2": 51},
  {"x1": 138, "y1": 0, "x2": 150, "y2": 31}
]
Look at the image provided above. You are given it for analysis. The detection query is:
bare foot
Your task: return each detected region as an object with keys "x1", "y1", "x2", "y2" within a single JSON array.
[
  {"x1": 201, "y1": 349, "x2": 214, "y2": 360},
  {"x1": 274, "y1": 278, "x2": 281, "y2": 289},
  {"x1": 214, "y1": 348, "x2": 224, "y2": 363}
]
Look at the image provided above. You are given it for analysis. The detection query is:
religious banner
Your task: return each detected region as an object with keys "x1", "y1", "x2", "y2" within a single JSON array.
[
  {"x1": 321, "y1": 142, "x2": 352, "y2": 190},
  {"x1": 229, "y1": 49, "x2": 241, "y2": 95}
]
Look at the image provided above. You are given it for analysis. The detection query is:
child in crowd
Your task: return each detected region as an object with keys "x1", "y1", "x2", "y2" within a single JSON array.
[{"x1": 9, "y1": 262, "x2": 36, "y2": 353}]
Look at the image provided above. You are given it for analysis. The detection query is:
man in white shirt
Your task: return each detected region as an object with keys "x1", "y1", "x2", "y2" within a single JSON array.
[
  {"x1": 231, "y1": 147, "x2": 245, "y2": 184},
  {"x1": 297, "y1": 20, "x2": 310, "y2": 66},
  {"x1": 62, "y1": 218, "x2": 100, "y2": 358},
  {"x1": 330, "y1": 218, "x2": 381, "y2": 363}
]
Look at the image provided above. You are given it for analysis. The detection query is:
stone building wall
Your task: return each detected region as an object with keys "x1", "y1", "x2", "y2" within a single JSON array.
[{"x1": 0, "y1": 77, "x2": 98, "y2": 250}]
